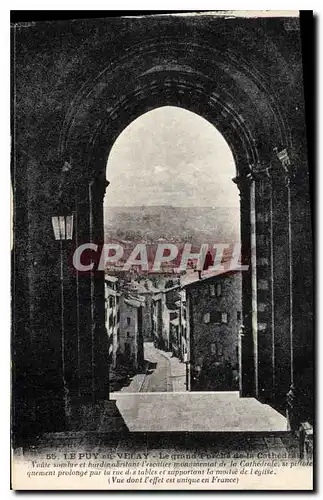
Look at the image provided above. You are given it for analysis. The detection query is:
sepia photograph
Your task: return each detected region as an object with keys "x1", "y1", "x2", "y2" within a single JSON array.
[{"x1": 10, "y1": 9, "x2": 314, "y2": 490}]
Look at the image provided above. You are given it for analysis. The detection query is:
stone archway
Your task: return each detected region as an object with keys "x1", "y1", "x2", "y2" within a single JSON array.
[
  {"x1": 12, "y1": 16, "x2": 312, "y2": 440},
  {"x1": 58, "y1": 43, "x2": 290, "y2": 408}
]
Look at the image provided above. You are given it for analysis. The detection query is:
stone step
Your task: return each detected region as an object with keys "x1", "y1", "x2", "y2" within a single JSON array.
[{"x1": 24, "y1": 430, "x2": 301, "y2": 459}]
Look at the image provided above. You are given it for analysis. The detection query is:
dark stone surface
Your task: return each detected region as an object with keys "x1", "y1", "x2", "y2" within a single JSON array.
[{"x1": 11, "y1": 14, "x2": 313, "y2": 442}]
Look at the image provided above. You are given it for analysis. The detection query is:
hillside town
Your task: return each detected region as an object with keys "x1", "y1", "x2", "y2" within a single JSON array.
[{"x1": 105, "y1": 262, "x2": 242, "y2": 393}]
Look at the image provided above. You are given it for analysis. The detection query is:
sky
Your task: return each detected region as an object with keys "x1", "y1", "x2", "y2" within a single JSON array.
[{"x1": 104, "y1": 106, "x2": 239, "y2": 208}]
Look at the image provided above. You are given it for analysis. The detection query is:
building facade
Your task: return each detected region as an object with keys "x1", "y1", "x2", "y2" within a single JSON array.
[
  {"x1": 151, "y1": 285, "x2": 181, "y2": 352},
  {"x1": 128, "y1": 279, "x2": 160, "y2": 341},
  {"x1": 105, "y1": 276, "x2": 121, "y2": 368},
  {"x1": 119, "y1": 295, "x2": 144, "y2": 370},
  {"x1": 179, "y1": 289, "x2": 188, "y2": 362},
  {"x1": 152, "y1": 293, "x2": 163, "y2": 349},
  {"x1": 183, "y1": 270, "x2": 242, "y2": 391}
]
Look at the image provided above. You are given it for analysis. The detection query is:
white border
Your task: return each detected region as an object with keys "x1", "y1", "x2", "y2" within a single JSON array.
[{"x1": 2, "y1": 4, "x2": 321, "y2": 498}]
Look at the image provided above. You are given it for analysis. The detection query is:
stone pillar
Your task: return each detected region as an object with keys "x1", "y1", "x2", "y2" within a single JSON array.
[
  {"x1": 12, "y1": 155, "x2": 70, "y2": 443},
  {"x1": 49, "y1": 181, "x2": 81, "y2": 422},
  {"x1": 186, "y1": 290, "x2": 194, "y2": 392},
  {"x1": 233, "y1": 173, "x2": 254, "y2": 397},
  {"x1": 73, "y1": 174, "x2": 110, "y2": 404},
  {"x1": 265, "y1": 151, "x2": 292, "y2": 414},
  {"x1": 90, "y1": 176, "x2": 110, "y2": 401},
  {"x1": 65, "y1": 171, "x2": 127, "y2": 433},
  {"x1": 250, "y1": 163, "x2": 275, "y2": 403},
  {"x1": 12, "y1": 153, "x2": 65, "y2": 445},
  {"x1": 275, "y1": 148, "x2": 313, "y2": 429},
  {"x1": 234, "y1": 161, "x2": 278, "y2": 403},
  {"x1": 75, "y1": 182, "x2": 95, "y2": 401}
]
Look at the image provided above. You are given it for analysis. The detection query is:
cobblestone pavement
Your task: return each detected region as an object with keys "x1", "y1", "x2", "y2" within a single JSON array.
[{"x1": 112, "y1": 342, "x2": 186, "y2": 394}]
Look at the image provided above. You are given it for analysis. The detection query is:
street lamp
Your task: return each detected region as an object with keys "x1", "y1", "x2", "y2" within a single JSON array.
[
  {"x1": 51, "y1": 214, "x2": 74, "y2": 241},
  {"x1": 51, "y1": 213, "x2": 74, "y2": 419}
]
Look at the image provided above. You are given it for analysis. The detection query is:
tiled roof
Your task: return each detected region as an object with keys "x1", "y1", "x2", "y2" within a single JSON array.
[
  {"x1": 105, "y1": 275, "x2": 118, "y2": 283},
  {"x1": 181, "y1": 268, "x2": 241, "y2": 288},
  {"x1": 124, "y1": 297, "x2": 142, "y2": 308}
]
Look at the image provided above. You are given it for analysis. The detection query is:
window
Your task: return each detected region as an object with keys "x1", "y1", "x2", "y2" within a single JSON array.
[
  {"x1": 258, "y1": 279, "x2": 269, "y2": 290},
  {"x1": 210, "y1": 284, "x2": 215, "y2": 296},
  {"x1": 117, "y1": 310, "x2": 120, "y2": 322},
  {"x1": 211, "y1": 312, "x2": 222, "y2": 323},
  {"x1": 127, "y1": 317, "x2": 131, "y2": 325},
  {"x1": 259, "y1": 179, "x2": 265, "y2": 197},
  {"x1": 216, "y1": 282, "x2": 222, "y2": 297},
  {"x1": 127, "y1": 332, "x2": 130, "y2": 338},
  {"x1": 210, "y1": 343, "x2": 224, "y2": 360},
  {"x1": 257, "y1": 212, "x2": 269, "y2": 223},
  {"x1": 204, "y1": 311, "x2": 228, "y2": 324},
  {"x1": 237, "y1": 311, "x2": 241, "y2": 321},
  {"x1": 221, "y1": 312, "x2": 228, "y2": 324},
  {"x1": 258, "y1": 234, "x2": 269, "y2": 247},
  {"x1": 203, "y1": 312, "x2": 210, "y2": 324}
]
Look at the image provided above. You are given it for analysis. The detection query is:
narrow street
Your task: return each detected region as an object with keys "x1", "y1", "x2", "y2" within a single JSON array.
[
  {"x1": 140, "y1": 342, "x2": 173, "y2": 392},
  {"x1": 112, "y1": 342, "x2": 186, "y2": 394},
  {"x1": 109, "y1": 343, "x2": 289, "y2": 433},
  {"x1": 110, "y1": 343, "x2": 288, "y2": 432}
]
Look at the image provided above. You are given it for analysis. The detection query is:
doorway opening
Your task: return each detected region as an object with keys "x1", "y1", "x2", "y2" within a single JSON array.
[{"x1": 103, "y1": 106, "x2": 242, "y2": 396}]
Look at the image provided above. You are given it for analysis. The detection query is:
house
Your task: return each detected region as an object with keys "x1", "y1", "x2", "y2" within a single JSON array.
[
  {"x1": 162, "y1": 307, "x2": 179, "y2": 352},
  {"x1": 182, "y1": 269, "x2": 242, "y2": 391},
  {"x1": 128, "y1": 279, "x2": 159, "y2": 341},
  {"x1": 152, "y1": 293, "x2": 163, "y2": 349},
  {"x1": 105, "y1": 275, "x2": 121, "y2": 368},
  {"x1": 170, "y1": 314, "x2": 180, "y2": 358},
  {"x1": 119, "y1": 294, "x2": 145, "y2": 370},
  {"x1": 105, "y1": 274, "x2": 145, "y2": 372},
  {"x1": 177, "y1": 289, "x2": 188, "y2": 362},
  {"x1": 151, "y1": 284, "x2": 180, "y2": 352}
]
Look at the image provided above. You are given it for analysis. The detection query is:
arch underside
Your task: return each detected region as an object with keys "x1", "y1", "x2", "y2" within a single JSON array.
[
  {"x1": 57, "y1": 38, "x2": 294, "y2": 410},
  {"x1": 60, "y1": 39, "x2": 290, "y2": 181}
]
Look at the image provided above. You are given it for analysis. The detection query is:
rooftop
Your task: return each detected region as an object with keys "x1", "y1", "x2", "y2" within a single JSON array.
[
  {"x1": 105, "y1": 275, "x2": 118, "y2": 283},
  {"x1": 124, "y1": 297, "x2": 143, "y2": 308},
  {"x1": 180, "y1": 267, "x2": 241, "y2": 288}
]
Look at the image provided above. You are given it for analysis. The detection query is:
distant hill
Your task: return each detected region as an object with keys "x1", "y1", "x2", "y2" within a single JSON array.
[{"x1": 104, "y1": 205, "x2": 240, "y2": 245}]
